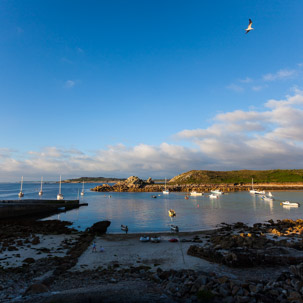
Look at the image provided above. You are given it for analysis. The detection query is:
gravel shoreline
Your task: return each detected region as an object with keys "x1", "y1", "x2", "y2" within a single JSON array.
[{"x1": 1, "y1": 219, "x2": 303, "y2": 302}]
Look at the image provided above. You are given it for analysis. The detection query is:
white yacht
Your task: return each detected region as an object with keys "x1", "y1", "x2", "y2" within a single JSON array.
[
  {"x1": 211, "y1": 189, "x2": 223, "y2": 195},
  {"x1": 281, "y1": 201, "x2": 300, "y2": 207},
  {"x1": 39, "y1": 177, "x2": 43, "y2": 196},
  {"x1": 261, "y1": 195, "x2": 273, "y2": 202},
  {"x1": 18, "y1": 176, "x2": 24, "y2": 197},
  {"x1": 163, "y1": 178, "x2": 170, "y2": 195},
  {"x1": 81, "y1": 180, "x2": 85, "y2": 196},
  {"x1": 190, "y1": 191, "x2": 203, "y2": 196},
  {"x1": 57, "y1": 175, "x2": 64, "y2": 200},
  {"x1": 249, "y1": 178, "x2": 265, "y2": 195}
]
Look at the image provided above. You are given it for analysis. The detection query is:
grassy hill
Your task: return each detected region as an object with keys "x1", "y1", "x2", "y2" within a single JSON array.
[{"x1": 169, "y1": 170, "x2": 303, "y2": 184}]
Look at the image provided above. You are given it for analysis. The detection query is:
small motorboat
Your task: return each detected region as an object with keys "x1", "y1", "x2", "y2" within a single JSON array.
[
  {"x1": 169, "y1": 238, "x2": 179, "y2": 242},
  {"x1": 190, "y1": 191, "x2": 203, "y2": 196},
  {"x1": 121, "y1": 225, "x2": 128, "y2": 233},
  {"x1": 184, "y1": 196, "x2": 189, "y2": 200},
  {"x1": 211, "y1": 189, "x2": 223, "y2": 195},
  {"x1": 151, "y1": 195, "x2": 157, "y2": 199},
  {"x1": 140, "y1": 235, "x2": 150, "y2": 242},
  {"x1": 209, "y1": 194, "x2": 218, "y2": 199},
  {"x1": 170, "y1": 225, "x2": 179, "y2": 232},
  {"x1": 261, "y1": 195, "x2": 273, "y2": 202},
  {"x1": 151, "y1": 236, "x2": 161, "y2": 243},
  {"x1": 168, "y1": 209, "x2": 176, "y2": 217},
  {"x1": 281, "y1": 201, "x2": 300, "y2": 207}
]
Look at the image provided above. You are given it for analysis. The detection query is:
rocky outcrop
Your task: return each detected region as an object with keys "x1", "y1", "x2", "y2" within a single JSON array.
[
  {"x1": 146, "y1": 177, "x2": 154, "y2": 184},
  {"x1": 187, "y1": 220, "x2": 303, "y2": 268},
  {"x1": 91, "y1": 178, "x2": 303, "y2": 193},
  {"x1": 87, "y1": 220, "x2": 111, "y2": 235}
]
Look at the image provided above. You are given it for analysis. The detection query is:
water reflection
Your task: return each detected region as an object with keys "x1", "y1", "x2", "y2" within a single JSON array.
[{"x1": 1, "y1": 183, "x2": 303, "y2": 233}]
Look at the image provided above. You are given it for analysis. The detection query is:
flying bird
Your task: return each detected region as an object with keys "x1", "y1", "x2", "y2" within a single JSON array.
[{"x1": 245, "y1": 19, "x2": 253, "y2": 34}]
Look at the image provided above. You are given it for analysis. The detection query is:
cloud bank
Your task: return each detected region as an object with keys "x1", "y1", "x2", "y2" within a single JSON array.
[{"x1": 1, "y1": 92, "x2": 303, "y2": 180}]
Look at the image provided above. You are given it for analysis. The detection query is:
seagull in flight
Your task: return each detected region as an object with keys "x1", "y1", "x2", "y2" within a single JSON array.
[{"x1": 245, "y1": 19, "x2": 253, "y2": 34}]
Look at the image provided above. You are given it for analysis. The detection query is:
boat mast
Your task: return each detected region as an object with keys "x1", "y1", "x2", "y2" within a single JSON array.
[
  {"x1": 20, "y1": 176, "x2": 23, "y2": 192},
  {"x1": 40, "y1": 176, "x2": 43, "y2": 192},
  {"x1": 59, "y1": 175, "x2": 61, "y2": 194},
  {"x1": 252, "y1": 178, "x2": 254, "y2": 190}
]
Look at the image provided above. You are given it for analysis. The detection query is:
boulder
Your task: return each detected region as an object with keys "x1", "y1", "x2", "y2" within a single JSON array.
[
  {"x1": 146, "y1": 177, "x2": 154, "y2": 184},
  {"x1": 24, "y1": 283, "x2": 49, "y2": 295},
  {"x1": 88, "y1": 220, "x2": 111, "y2": 234},
  {"x1": 23, "y1": 257, "x2": 35, "y2": 264}
]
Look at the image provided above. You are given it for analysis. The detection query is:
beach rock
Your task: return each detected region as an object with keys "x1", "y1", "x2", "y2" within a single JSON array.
[
  {"x1": 88, "y1": 221, "x2": 111, "y2": 234},
  {"x1": 290, "y1": 263, "x2": 303, "y2": 280},
  {"x1": 32, "y1": 236, "x2": 40, "y2": 245},
  {"x1": 24, "y1": 283, "x2": 49, "y2": 295},
  {"x1": 23, "y1": 257, "x2": 35, "y2": 264},
  {"x1": 146, "y1": 177, "x2": 154, "y2": 184}
]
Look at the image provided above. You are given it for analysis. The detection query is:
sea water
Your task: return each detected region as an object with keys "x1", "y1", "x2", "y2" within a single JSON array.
[{"x1": 0, "y1": 182, "x2": 303, "y2": 233}]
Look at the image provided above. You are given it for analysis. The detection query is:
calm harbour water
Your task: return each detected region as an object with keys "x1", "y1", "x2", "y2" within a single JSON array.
[{"x1": 1, "y1": 182, "x2": 303, "y2": 233}]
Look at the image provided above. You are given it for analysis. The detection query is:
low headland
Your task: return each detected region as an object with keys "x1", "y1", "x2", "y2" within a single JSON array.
[{"x1": 91, "y1": 169, "x2": 303, "y2": 193}]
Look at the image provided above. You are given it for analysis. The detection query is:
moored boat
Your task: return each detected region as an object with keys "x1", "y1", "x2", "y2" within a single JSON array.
[
  {"x1": 209, "y1": 194, "x2": 218, "y2": 199},
  {"x1": 81, "y1": 181, "x2": 85, "y2": 196},
  {"x1": 168, "y1": 209, "x2": 176, "y2": 217},
  {"x1": 151, "y1": 236, "x2": 161, "y2": 243},
  {"x1": 121, "y1": 224, "x2": 128, "y2": 233},
  {"x1": 190, "y1": 191, "x2": 203, "y2": 196},
  {"x1": 261, "y1": 196, "x2": 273, "y2": 202},
  {"x1": 18, "y1": 176, "x2": 24, "y2": 198},
  {"x1": 170, "y1": 225, "x2": 179, "y2": 232},
  {"x1": 57, "y1": 175, "x2": 64, "y2": 200},
  {"x1": 140, "y1": 235, "x2": 150, "y2": 242},
  {"x1": 39, "y1": 176, "x2": 43, "y2": 196},
  {"x1": 211, "y1": 189, "x2": 223, "y2": 195},
  {"x1": 261, "y1": 196, "x2": 274, "y2": 202},
  {"x1": 163, "y1": 178, "x2": 170, "y2": 195},
  {"x1": 281, "y1": 201, "x2": 300, "y2": 207},
  {"x1": 249, "y1": 178, "x2": 265, "y2": 194}
]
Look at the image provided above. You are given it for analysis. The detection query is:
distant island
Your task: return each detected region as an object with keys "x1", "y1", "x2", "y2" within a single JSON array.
[
  {"x1": 62, "y1": 177, "x2": 126, "y2": 183},
  {"x1": 91, "y1": 170, "x2": 303, "y2": 193}
]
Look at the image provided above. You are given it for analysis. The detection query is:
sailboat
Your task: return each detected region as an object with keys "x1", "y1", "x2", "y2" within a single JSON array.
[
  {"x1": 81, "y1": 180, "x2": 85, "y2": 196},
  {"x1": 162, "y1": 178, "x2": 170, "y2": 195},
  {"x1": 39, "y1": 177, "x2": 43, "y2": 196},
  {"x1": 18, "y1": 176, "x2": 24, "y2": 197},
  {"x1": 249, "y1": 178, "x2": 265, "y2": 195},
  {"x1": 57, "y1": 175, "x2": 64, "y2": 200}
]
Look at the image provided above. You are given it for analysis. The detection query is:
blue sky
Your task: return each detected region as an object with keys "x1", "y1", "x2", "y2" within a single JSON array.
[{"x1": 1, "y1": 1, "x2": 303, "y2": 181}]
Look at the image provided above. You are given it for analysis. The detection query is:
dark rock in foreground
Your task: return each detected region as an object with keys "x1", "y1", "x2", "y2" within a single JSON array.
[{"x1": 87, "y1": 220, "x2": 111, "y2": 235}]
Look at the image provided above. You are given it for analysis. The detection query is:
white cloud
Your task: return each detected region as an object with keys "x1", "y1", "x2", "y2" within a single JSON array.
[
  {"x1": 2, "y1": 92, "x2": 303, "y2": 181},
  {"x1": 252, "y1": 86, "x2": 264, "y2": 92},
  {"x1": 65, "y1": 80, "x2": 75, "y2": 88},
  {"x1": 263, "y1": 69, "x2": 296, "y2": 81},
  {"x1": 239, "y1": 77, "x2": 253, "y2": 83}
]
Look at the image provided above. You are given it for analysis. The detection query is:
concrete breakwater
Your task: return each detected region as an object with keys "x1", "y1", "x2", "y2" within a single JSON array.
[
  {"x1": 0, "y1": 199, "x2": 87, "y2": 220},
  {"x1": 91, "y1": 182, "x2": 303, "y2": 193}
]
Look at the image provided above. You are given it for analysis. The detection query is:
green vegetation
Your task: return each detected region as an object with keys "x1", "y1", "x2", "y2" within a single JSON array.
[
  {"x1": 63, "y1": 177, "x2": 125, "y2": 183},
  {"x1": 169, "y1": 169, "x2": 303, "y2": 184}
]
